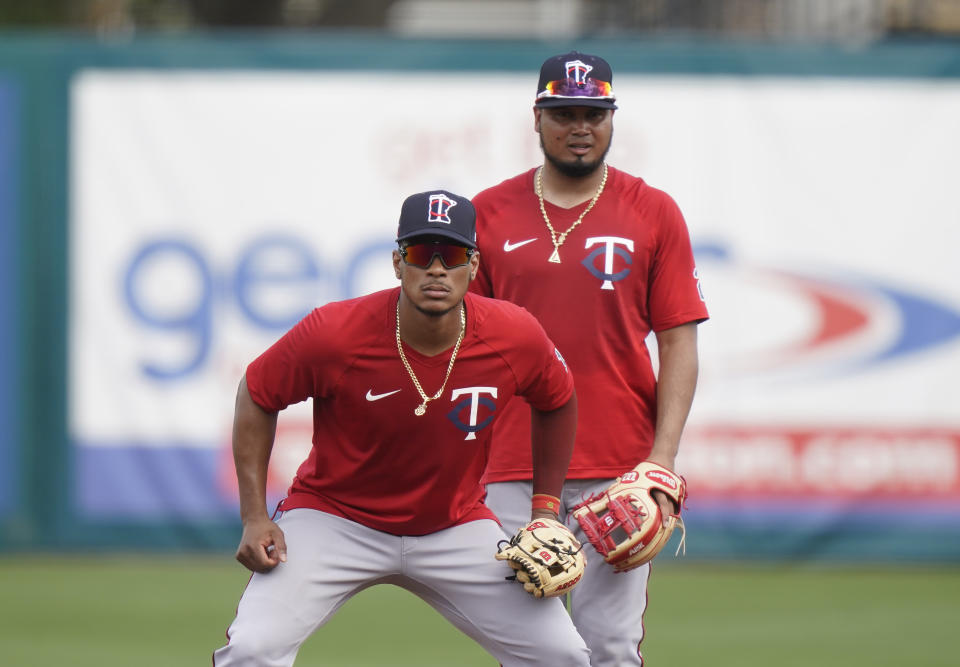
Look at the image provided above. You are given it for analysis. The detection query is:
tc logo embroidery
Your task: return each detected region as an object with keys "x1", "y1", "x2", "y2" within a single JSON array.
[
  {"x1": 428, "y1": 193, "x2": 457, "y2": 224},
  {"x1": 447, "y1": 386, "x2": 498, "y2": 440},
  {"x1": 581, "y1": 236, "x2": 634, "y2": 290},
  {"x1": 565, "y1": 59, "x2": 593, "y2": 86}
]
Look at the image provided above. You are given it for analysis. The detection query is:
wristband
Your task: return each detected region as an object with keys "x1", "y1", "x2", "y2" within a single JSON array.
[{"x1": 532, "y1": 493, "x2": 562, "y2": 514}]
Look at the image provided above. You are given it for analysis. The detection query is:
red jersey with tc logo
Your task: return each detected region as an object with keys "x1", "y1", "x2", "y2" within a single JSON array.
[
  {"x1": 245, "y1": 288, "x2": 573, "y2": 536},
  {"x1": 471, "y1": 166, "x2": 709, "y2": 481}
]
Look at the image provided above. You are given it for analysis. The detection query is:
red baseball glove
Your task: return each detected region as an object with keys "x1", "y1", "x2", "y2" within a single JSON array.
[{"x1": 572, "y1": 461, "x2": 687, "y2": 572}]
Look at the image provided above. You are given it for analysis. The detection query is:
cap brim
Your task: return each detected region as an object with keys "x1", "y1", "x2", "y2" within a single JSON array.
[
  {"x1": 396, "y1": 228, "x2": 477, "y2": 249},
  {"x1": 535, "y1": 97, "x2": 618, "y2": 110}
]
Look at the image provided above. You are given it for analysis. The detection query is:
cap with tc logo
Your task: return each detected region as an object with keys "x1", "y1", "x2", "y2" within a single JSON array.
[
  {"x1": 535, "y1": 51, "x2": 618, "y2": 110},
  {"x1": 396, "y1": 190, "x2": 477, "y2": 249}
]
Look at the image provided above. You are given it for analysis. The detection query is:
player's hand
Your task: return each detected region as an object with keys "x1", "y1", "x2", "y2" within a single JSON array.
[
  {"x1": 235, "y1": 517, "x2": 288, "y2": 573},
  {"x1": 645, "y1": 455, "x2": 680, "y2": 527},
  {"x1": 651, "y1": 489, "x2": 678, "y2": 527}
]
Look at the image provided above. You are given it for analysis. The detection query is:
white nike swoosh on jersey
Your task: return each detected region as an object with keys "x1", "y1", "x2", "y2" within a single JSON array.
[
  {"x1": 366, "y1": 389, "x2": 401, "y2": 401},
  {"x1": 503, "y1": 238, "x2": 537, "y2": 252}
]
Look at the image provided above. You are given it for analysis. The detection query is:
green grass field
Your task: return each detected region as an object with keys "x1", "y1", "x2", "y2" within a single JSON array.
[{"x1": 0, "y1": 555, "x2": 956, "y2": 666}]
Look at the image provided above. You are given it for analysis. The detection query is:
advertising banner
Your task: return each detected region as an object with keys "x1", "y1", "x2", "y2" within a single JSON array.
[{"x1": 70, "y1": 72, "x2": 960, "y2": 553}]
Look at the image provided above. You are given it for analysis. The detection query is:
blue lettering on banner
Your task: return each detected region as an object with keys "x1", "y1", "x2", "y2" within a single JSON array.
[
  {"x1": 123, "y1": 239, "x2": 214, "y2": 379},
  {"x1": 235, "y1": 234, "x2": 324, "y2": 328},
  {"x1": 0, "y1": 77, "x2": 19, "y2": 517},
  {"x1": 122, "y1": 235, "x2": 395, "y2": 380}
]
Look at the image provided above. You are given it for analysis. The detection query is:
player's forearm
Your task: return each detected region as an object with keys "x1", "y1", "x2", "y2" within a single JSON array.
[
  {"x1": 232, "y1": 376, "x2": 280, "y2": 524},
  {"x1": 649, "y1": 323, "x2": 699, "y2": 469},
  {"x1": 530, "y1": 391, "x2": 578, "y2": 498}
]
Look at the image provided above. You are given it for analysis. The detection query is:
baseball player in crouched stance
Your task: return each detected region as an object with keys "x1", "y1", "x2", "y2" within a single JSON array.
[{"x1": 213, "y1": 190, "x2": 590, "y2": 666}]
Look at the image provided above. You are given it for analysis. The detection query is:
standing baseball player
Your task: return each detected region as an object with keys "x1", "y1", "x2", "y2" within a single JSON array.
[
  {"x1": 470, "y1": 52, "x2": 709, "y2": 665},
  {"x1": 213, "y1": 190, "x2": 590, "y2": 666}
]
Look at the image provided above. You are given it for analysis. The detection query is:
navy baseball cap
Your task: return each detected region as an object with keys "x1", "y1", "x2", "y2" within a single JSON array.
[
  {"x1": 535, "y1": 51, "x2": 618, "y2": 110},
  {"x1": 396, "y1": 190, "x2": 477, "y2": 249}
]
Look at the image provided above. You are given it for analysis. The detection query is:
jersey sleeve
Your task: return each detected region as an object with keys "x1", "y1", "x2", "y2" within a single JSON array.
[
  {"x1": 245, "y1": 307, "x2": 342, "y2": 412},
  {"x1": 510, "y1": 310, "x2": 575, "y2": 412},
  {"x1": 647, "y1": 191, "x2": 710, "y2": 331}
]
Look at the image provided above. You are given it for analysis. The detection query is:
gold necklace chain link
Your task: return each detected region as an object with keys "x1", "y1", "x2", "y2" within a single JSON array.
[
  {"x1": 535, "y1": 162, "x2": 608, "y2": 263},
  {"x1": 395, "y1": 300, "x2": 466, "y2": 416}
]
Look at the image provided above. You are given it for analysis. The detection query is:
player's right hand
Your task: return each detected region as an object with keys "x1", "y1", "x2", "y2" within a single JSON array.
[{"x1": 235, "y1": 517, "x2": 288, "y2": 573}]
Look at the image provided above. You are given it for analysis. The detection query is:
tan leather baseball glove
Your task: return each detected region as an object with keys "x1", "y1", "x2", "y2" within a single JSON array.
[
  {"x1": 495, "y1": 517, "x2": 586, "y2": 598},
  {"x1": 572, "y1": 461, "x2": 687, "y2": 572}
]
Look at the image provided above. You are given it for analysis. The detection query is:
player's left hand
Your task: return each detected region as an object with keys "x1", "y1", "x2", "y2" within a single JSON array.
[
  {"x1": 645, "y1": 454, "x2": 681, "y2": 527},
  {"x1": 651, "y1": 489, "x2": 676, "y2": 527}
]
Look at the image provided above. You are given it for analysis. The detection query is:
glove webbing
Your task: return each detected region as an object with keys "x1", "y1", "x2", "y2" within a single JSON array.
[{"x1": 577, "y1": 494, "x2": 647, "y2": 557}]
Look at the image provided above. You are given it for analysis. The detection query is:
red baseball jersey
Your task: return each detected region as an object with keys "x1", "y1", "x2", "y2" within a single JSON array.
[
  {"x1": 471, "y1": 166, "x2": 709, "y2": 481},
  {"x1": 245, "y1": 287, "x2": 573, "y2": 536}
]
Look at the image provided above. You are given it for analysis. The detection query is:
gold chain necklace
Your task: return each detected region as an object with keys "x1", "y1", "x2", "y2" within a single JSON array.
[
  {"x1": 395, "y1": 300, "x2": 466, "y2": 416},
  {"x1": 535, "y1": 162, "x2": 608, "y2": 263}
]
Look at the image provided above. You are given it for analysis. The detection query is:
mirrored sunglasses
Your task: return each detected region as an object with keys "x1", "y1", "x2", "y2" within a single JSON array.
[
  {"x1": 401, "y1": 242, "x2": 474, "y2": 269},
  {"x1": 539, "y1": 78, "x2": 614, "y2": 99}
]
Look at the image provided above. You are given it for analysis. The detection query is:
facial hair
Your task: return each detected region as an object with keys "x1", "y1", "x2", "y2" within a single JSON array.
[
  {"x1": 414, "y1": 301, "x2": 459, "y2": 318},
  {"x1": 540, "y1": 127, "x2": 613, "y2": 178}
]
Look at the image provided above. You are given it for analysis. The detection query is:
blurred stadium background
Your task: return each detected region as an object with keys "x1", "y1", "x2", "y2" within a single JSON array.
[{"x1": 1, "y1": 1, "x2": 959, "y2": 665}]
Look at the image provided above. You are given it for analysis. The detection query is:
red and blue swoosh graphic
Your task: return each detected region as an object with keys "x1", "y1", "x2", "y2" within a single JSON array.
[{"x1": 695, "y1": 243, "x2": 960, "y2": 376}]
